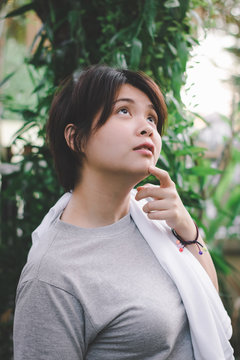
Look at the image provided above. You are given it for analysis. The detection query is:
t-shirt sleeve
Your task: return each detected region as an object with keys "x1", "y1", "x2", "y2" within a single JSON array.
[{"x1": 13, "y1": 279, "x2": 96, "y2": 360}]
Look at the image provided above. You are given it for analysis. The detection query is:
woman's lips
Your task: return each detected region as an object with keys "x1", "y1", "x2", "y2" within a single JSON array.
[
  {"x1": 133, "y1": 142, "x2": 154, "y2": 156},
  {"x1": 134, "y1": 148, "x2": 153, "y2": 156}
]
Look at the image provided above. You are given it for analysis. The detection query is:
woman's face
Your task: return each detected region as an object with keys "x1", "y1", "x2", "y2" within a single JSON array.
[{"x1": 82, "y1": 84, "x2": 162, "y2": 180}]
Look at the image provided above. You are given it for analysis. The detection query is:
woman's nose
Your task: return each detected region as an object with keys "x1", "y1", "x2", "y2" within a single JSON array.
[{"x1": 137, "y1": 125, "x2": 153, "y2": 137}]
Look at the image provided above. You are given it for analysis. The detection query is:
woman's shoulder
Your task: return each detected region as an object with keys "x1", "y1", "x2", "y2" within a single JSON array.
[
  {"x1": 19, "y1": 218, "x2": 113, "y2": 299},
  {"x1": 18, "y1": 223, "x2": 77, "y2": 293}
]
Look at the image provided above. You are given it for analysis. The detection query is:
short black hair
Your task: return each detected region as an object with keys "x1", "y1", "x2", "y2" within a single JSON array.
[{"x1": 46, "y1": 65, "x2": 167, "y2": 191}]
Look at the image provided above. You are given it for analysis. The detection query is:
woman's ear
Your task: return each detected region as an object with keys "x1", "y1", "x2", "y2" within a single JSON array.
[{"x1": 64, "y1": 124, "x2": 76, "y2": 152}]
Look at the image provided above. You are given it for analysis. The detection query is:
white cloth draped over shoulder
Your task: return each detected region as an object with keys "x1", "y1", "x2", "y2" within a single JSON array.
[{"x1": 31, "y1": 190, "x2": 234, "y2": 360}]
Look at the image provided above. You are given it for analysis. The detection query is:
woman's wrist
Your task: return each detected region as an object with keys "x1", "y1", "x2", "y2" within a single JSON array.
[
  {"x1": 172, "y1": 221, "x2": 204, "y2": 255},
  {"x1": 171, "y1": 213, "x2": 197, "y2": 242}
]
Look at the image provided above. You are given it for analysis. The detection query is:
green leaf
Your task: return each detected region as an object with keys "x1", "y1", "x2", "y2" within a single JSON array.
[
  {"x1": 177, "y1": 37, "x2": 188, "y2": 69},
  {"x1": 29, "y1": 24, "x2": 45, "y2": 54},
  {"x1": 29, "y1": 36, "x2": 47, "y2": 67},
  {"x1": 130, "y1": 38, "x2": 142, "y2": 69},
  {"x1": 12, "y1": 121, "x2": 38, "y2": 142},
  {"x1": 164, "y1": 0, "x2": 180, "y2": 8},
  {"x1": 211, "y1": 251, "x2": 232, "y2": 275},
  {"x1": 214, "y1": 162, "x2": 236, "y2": 201},
  {"x1": 4, "y1": 2, "x2": 35, "y2": 19},
  {"x1": 225, "y1": 187, "x2": 240, "y2": 215},
  {"x1": 186, "y1": 166, "x2": 222, "y2": 176},
  {"x1": 174, "y1": 146, "x2": 206, "y2": 156},
  {"x1": 109, "y1": 20, "x2": 139, "y2": 45},
  {"x1": 32, "y1": 82, "x2": 45, "y2": 94},
  {"x1": 115, "y1": 52, "x2": 127, "y2": 68},
  {"x1": 0, "y1": 71, "x2": 16, "y2": 87},
  {"x1": 143, "y1": 0, "x2": 156, "y2": 40},
  {"x1": 168, "y1": 42, "x2": 177, "y2": 56}
]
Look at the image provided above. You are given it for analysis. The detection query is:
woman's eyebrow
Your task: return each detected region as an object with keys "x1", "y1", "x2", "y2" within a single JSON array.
[
  {"x1": 113, "y1": 98, "x2": 156, "y2": 110},
  {"x1": 113, "y1": 98, "x2": 134, "y2": 105}
]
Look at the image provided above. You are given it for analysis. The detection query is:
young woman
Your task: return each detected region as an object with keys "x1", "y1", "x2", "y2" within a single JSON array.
[{"x1": 13, "y1": 65, "x2": 234, "y2": 359}]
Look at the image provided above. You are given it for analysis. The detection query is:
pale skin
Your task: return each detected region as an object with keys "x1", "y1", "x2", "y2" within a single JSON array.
[{"x1": 62, "y1": 84, "x2": 219, "y2": 291}]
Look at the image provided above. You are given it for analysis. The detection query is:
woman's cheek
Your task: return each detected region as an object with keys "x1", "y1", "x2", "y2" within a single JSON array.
[{"x1": 155, "y1": 137, "x2": 162, "y2": 159}]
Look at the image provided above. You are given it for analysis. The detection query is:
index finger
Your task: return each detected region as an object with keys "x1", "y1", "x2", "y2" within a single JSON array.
[{"x1": 148, "y1": 166, "x2": 174, "y2": 188}]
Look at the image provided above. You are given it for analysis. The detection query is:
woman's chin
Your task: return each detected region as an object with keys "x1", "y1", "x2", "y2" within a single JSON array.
[
  {"x1": 136, "y1": 160, "x2": 156, "y2": 176},
  {"x1": 128, "y1": 166, "x2": 151, "y2": 183}
]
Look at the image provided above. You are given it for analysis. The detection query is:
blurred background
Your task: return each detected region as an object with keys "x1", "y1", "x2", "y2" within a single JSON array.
[{"x1": 0, "y1": 0, "x2": 239, "y2": 358}]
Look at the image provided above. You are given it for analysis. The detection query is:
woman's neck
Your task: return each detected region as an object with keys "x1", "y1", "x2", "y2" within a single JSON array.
[{"x1": 61, "y1": 169, "x2": 138, "y2": 228}]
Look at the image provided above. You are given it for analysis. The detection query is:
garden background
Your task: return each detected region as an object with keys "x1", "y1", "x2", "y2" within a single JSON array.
[{"x1": 0, "y1": 0, "x2": 240, "y2": 358}]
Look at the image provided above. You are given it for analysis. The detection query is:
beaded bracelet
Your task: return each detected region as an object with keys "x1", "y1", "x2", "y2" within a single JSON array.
[{"x1": 171, "y1": 222, "x2": 204, "y2": 255}]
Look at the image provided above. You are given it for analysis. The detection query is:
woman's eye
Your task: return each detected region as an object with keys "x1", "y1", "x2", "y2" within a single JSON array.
[
  {"x1": 118, "y1": 108, "x2": 129, "y2": 115},
  {"x1": 147, "y1": 116, "x2": 157, "y2": 124}
]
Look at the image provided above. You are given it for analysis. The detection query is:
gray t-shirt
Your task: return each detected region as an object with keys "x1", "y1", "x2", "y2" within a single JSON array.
[{"x1": 14, "y1": 213, "x2": 194, "y2": 360}]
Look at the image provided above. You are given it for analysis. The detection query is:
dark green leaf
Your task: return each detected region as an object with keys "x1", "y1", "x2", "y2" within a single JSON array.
[
  {"x1": 13, "y1": 121, "x2": 38, "y2": 141},
  {"x1": 4, "y1": 2, "x2": 35, "y2": 19},
  {"x1": 143, "y1": 0, "x2": 157, "y2": 40},
  {"x1": 130, "y1": 38, "x2": 142, "y2": 69},
  {"x1": 109, "y1": 20, "x2": 139, "y2": 45},
  {"x1": 29, "y1": 24, "x2": 45, "y2": 53},
  {"x1": 0, "y1": 71, "x2": 16, "y2": 87}
]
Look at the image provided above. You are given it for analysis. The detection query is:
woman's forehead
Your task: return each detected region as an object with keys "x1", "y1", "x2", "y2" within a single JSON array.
[{"x1": 114, "y1": 84, "x2": 154, "y2": 107}]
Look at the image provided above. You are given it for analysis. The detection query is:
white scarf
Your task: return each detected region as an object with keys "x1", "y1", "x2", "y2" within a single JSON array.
[{"x1": 31, "y1": 190, "x2": 234, "y2": 360}]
